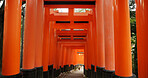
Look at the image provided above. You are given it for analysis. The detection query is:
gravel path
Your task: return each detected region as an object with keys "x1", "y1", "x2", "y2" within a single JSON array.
[{"x1": 58, "y1": 66, "x2": 85, "y2": 78}]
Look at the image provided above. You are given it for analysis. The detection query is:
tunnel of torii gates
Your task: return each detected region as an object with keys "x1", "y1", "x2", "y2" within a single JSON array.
[{"x1": 1, "y1": 0, "x2": 148, "y2": 78}]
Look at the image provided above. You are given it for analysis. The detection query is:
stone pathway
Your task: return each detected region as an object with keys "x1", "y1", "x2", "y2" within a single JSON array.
[{"x1": 58, "y1": 66, "x2": 85, "y2": 78}]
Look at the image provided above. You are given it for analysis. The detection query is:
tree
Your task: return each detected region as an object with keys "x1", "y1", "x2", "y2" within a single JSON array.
[
  {"x1": 129, "y1": 0, "x2": 138, "y2": 77},
  {"x1": 20, "y1": 2, "x2": 26, "y2": 68}
]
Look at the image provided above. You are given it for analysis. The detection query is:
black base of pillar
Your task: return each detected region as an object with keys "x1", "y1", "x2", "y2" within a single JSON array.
[
  {"x1": 84, "y1": 65, "x2": 86, "y2": 75},
  {"x1": 91, "y1": 65, "x2": 95, "y2": 78},
  {"x1": 85, "y1": 69, "x2": 88, "y2": 77},
  {"x1": 96, "y1": 66, "x2": 105, "y2": 78},
  {"x1": 94, "y1": 72, "x2": 96, "y2": 78},
  {"x1": 64, "y1": 65, "x2": 69, "y2": 72},
  {"x1": 21, "y1": 68, "x2": 36, "y2": 78},
  {"x1": 70, "y1": 64, "x2": 74, "y2": 70},
  {"x1": 54, "y1": 69, "x2": 61, "y2": 77},
  {"x1": 72, "y1": 65, "x2": 74, "y2": 69},
  {"x1": 53, "y1": 69, "x2": 56, "y2": 77},
  {"x1": 48, "y1": 65, "x2": 54, "y2": 78},
  {"x1": 113, "y1": 74, "x2": 136, "y2": 78},
  {"x1": 43, "y1": 71, "x2": 49, "y2": 78},
  {"x1": 84, "y1": 65, "x2": 86, "y2": 76},
  {"x1": 102, "y1": 69, "x2": 114, "y2": 78},
  {"x1": 0, "y1": 73, "x2": 22, "y2": 78},
  {"x1": 36, "y1": 66, "x2": 43, "y2": 78},
  {"x1": 60, "y1": 67, "x2": 64, "y2": 73},
  {"x1": 88, "y1": 69, "x2": 91, "y2": 78},
  {"x1": 57, "y1": 69, "x2": 61, "y2": 77}
]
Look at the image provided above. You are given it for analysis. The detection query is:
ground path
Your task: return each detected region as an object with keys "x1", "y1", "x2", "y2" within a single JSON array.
[{"x1": 58, "y1": 66, "x2": 85, "y2": 78}]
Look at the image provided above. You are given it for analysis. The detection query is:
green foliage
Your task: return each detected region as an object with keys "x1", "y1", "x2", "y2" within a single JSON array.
[
  {"x1": 20, "y1": 3, "x2": 26, "y2": 68},
  {"x1": 54, "y1": 8, "x2": 57, "y2": 11},
  {"x1": 129, "y1": 0, "x2": 138, "y2": 76},
  {"x1": 74, "y1": 8, "x2": 90, "y2": 12}
]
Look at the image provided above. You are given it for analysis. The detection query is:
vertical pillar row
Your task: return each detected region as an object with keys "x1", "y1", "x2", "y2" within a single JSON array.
[
  {"x1": 60, "y1": 44, "x2": 64, "y2": 73},
  {"x1": 91, "y1": 8, "x2": 97, "y2": 78},
  {"x1": 71, "y1": 48, "x2": 75, "y2": 70},
  {"x1": 51, "y1": 21, "x2": 57, "y2": 78},
  {"x1": 54, "y1": 42, "x2": 61, "y2": 77},
  {"x1": 35, "y1": 0, "x2": 44, "y2": 78},
  {"x1": 84, "y1": 43, "x2": 88, "y2": 76},
  {"x1": 48, "y1": 21, "x2": 54, "y2": 78},
  {"x1": 42, "y1": 7, "x2": 50, "y2": 78},
  {"x1": 103, "y1": 0, "x2": 115, "y2": 77},
  {"x1": 114, "y1": 0, "x2": 133, "y2": 77},
  {"x1": 22, "y1": 0, "x2": 37, "y2": 77},
  {"x1": 2, "y1": 0, "x2": 22, "y2": 77},
  {"x1": 64, "y1": 47, "x2": 68, "y2": 72},
  {"x1": 87, "y1": 21, "x2": 95, "y2": 78},
  {"x1": 136, "y1": 0, "x2": 148, "y2": 78},
  {"x1": 66, "y1": 47, "x2": 70, "y2": 72},
  {"x1": 95, "y1": 0, "x2": 105, "y2": 78},
  {"x1": 58, "y1": 44, "x2": 63, "y2": 73}
]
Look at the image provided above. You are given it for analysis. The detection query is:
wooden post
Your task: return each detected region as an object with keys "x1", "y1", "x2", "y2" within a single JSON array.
[
  {"x1": 22, "y1": 0, "x2": 37, "y2": 77},
  {"x1": 2, "y1": 0, "x2": 22, "y2": 77},
  {"x1": 95, "y1": 0, "x2": 105, "y2": 77},
  {"x1": 136, "y1": 0, "x2": 148, "y2": 78},
  {"x1": 114, "y1": 0, "x2": 133, "y2": 77},
  {"x1": 103, "y1": 0, "x2": 115, "y2": 77},
  {"x1": 35, "y1": 0, "x2": 44, "y2": 77},
  {"x1": 42, "y1": 7, "x2": 49, "y2": 78}
]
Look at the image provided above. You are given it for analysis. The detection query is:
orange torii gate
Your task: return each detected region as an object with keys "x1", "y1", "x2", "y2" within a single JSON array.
[{"x1": 2, "y1": 0, "x2": 147, "y2": 78}]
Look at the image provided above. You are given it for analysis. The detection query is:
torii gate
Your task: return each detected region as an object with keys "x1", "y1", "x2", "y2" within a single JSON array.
[{"x1": 1, "y1": 0, "x2": 148, "y2": 78}]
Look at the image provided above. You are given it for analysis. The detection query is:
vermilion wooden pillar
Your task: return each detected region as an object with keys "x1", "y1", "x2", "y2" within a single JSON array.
[
  {"x1": 48, "y1": 21, "x2": 54, "y2": 78},
  {"x1": 68, "y1": 47, "x2": 73, "y2": 70},
  {"x1": 93, "y1": 7, "x2": 97, "y2": 68},
  {"x1": 136, "y1": 0, "x2": 148, "y2": 78},
  {"x1": 63, "y1": 47, "x2": 67, "y2": 67},
  {"x1": 42, "y1": 7, "x2": 49, "y2": 77},
  {"x1": 61, "y1": 45, "x2": 64, "y2": 68},
  {"x1": 57, "y1": 43, "x2": 63, "y2": 69},
  {"x1": 87, "y1": 24, "x2": 91, "y2": 70},
  {"x1": 87, "y1": 21, "x2": 94, "y2": 78},
  {"x1": 65, "y1": 47, "x2": 70, "y2": 72},
  {"x1": 88, "y1": 21, "x2": 94, "y2": 67},
  {"x1": 51, "y1": 21, "x2": 57, "y2": 70},
  {"x1": 51, "y1": 21, "x2": 58, "y2": 77},
  {"x1": 75, "y1": 49, "x2": 77, "y2": 65},
  {"x1": 84, "y1": 44, "x2": 88, "y2": 77},
  {"x1": 84, "y1": 42, "x2": 88, "y2": 76},
  {"x1": 114, "y1": 0, "x2": 133, "y2": 77},
  {"x1": 54, "y1": 42, "x2": 61, "y2": 77},
  {"x1": 91, "y1": 8, "x2": 97, "y2": 78},
  {"x1": 84, "y1": 43, "x2": 88, "y2": 70},
  {"x1": 103, "y1": 0, "x2": 115, "y2": 75},
  {"x1": 60, "y1": 44, "x2": 64, "y2": 73},
  {"x1": 73, "y1": 49, "x2": 77, "y2": 65},
  {"x1": 35, "y1": 0, "x2": 44, "y2": 77},
  {"x1": 66, "y1": 47, "x2": 70, "y2": 67},
  {"x1": 71, "y1": 49, "x2": 75, "y2": 66},
  {"x1": 95, "y1": 0, "x2": 105, "y2": 70},
  {"x1": 69, "y1": 48, "x2": 73, "y2": 66},
  {"x1": 2, "y1": 0, "x2": 22, "y2": 77},
  {"x1": 22, "y1": 0, "x2": 37, "y2": 77}
]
